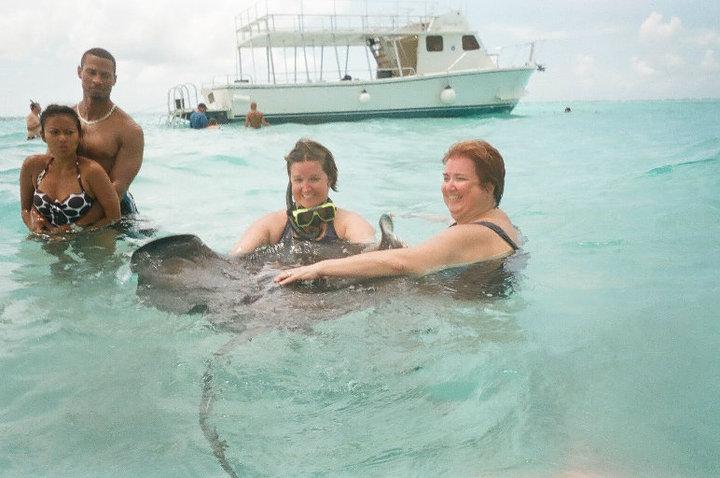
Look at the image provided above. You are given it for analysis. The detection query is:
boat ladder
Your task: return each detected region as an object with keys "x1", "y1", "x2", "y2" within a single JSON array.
[{"x1": 166, "y1": 83, "x2": 200, "y2": 127}]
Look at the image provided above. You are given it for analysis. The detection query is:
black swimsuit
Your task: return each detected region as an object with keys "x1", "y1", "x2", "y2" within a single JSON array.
[
  {"x1": 279, "y1": 218, "x2": 339, "y2": 244},
  {"x1": 33, "y1": 159, "x2": 92, "y2": 227},
  {"x1": 472, "y1": 221, "x2": 519, "y2": 251},
  {"x1": 452, "y1": 221, "x2": 519, "y2": 251}
]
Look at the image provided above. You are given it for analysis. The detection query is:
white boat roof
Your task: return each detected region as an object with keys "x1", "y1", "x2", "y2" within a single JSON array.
[{"x1": 236, "y1": 8, "x2": 477, "y2": 48}]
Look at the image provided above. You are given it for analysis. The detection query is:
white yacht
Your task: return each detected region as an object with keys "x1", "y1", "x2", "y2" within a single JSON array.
[{"x1": 167, "y1": 1, "x2": 540, "y2": 124}]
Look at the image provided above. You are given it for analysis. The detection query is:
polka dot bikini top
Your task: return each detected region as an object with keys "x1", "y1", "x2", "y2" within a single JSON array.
[{"x1": 33, "y1": 158, "x2": 92, "y2": 226}]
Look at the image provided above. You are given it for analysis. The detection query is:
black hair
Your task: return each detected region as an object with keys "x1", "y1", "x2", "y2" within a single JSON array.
[
  {"x1": 80, "y1": 47, "x2": 117, "y2": 74},
  {"x1": 40, "y1": 104, "x2": 82, "y2": 140}
]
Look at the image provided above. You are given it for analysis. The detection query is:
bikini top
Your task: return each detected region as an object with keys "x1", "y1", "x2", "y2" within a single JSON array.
[
  {"x1": 33, "y1": 158, "x2": 92, "y2": 227},
  {"x1": 451, "y1": 220, "x2": 519, "y2": 251}
]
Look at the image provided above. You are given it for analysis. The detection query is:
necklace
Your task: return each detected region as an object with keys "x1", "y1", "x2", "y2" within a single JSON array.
[{"x1": 76, "y1": 104, "x2": 117, "y2": 125}]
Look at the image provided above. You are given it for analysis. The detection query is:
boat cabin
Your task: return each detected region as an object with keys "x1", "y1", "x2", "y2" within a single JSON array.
[
  {"x1": 370, "y1": 12, "x2": 497, "y2": 79},
  {"x1": 230, "y1": 3, "x2": 504, "y2": 85}
]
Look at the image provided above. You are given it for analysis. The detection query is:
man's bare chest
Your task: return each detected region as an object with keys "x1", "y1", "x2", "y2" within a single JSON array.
[{"x1": 79, "y1": 130, "x2": 119, "y2": 173}]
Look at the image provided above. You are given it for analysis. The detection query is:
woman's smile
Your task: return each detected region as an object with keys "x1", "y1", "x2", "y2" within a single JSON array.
[{"x1": 290, "y1": 161, "x2": 330, "y2": 209}]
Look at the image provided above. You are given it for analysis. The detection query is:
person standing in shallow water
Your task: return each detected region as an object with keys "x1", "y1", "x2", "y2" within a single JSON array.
[
  {"x1": 190, "y1": 103, "x2": 209, "y2": 129},
  {"x1": 244, "y1": 102, "x2": 269, "y2": 128},
  {"x1": 275, "y1": 140, "x2": 519, "y2": 284},
  {"x1": 26, "y1": 101, "x2": 41, "y2": 140},
  {"x1": 230, "y1": 138, "x2": 374, "y2": 256},
  {"x1": 75, "y1": 48, "x2": 143, "y2": 220},
  {"x1": 19, "y1": 105, "x2": 120, "y2": 235},
  {"x1": 31, "y1": 47, "x2": 144, "y2": 233}
]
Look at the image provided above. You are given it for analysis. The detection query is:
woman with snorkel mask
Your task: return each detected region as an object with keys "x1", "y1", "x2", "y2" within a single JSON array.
[{"x1": 230, "y1": 139, "x2": 375, "y2": 256}]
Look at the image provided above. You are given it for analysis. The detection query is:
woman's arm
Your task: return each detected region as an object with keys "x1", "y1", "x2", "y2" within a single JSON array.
[
  {"x1": 335, "y1": 209, "x2": 375, "y2": 244},
  {"x1": 19, "y1": 156, "x2": 47, "y2": 233},
  {"x1": 82, "y1": 161, "x2": 121, "y2": 228},
  {"x1": 274, "y1": 224, "x2": 516, "y2": 285},
  {"x1": 230, "y1": 210, "x2": 287, "y2": 256},
  {"x1": 275, "y1": 226, "x2": 481, "y2": 284}
]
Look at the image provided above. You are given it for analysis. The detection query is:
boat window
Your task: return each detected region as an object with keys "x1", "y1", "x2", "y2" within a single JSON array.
[
  {"x1": 426, "y1": 35, "x2": 443, "y2": 52},
  {"x1": 462, "y1": 35, "x2": 480, "y2": 51}
]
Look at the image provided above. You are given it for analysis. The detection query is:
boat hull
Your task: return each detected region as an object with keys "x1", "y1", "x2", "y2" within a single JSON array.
[{"x1": 204, "y1": 67, "x2": 534, "y2": 124}]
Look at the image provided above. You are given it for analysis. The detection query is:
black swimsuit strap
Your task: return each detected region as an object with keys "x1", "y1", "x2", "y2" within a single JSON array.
[
  {"x1": 451, "y1": 220, "x2": 519, "y2": 251},
  {"x1": 36, "y1": 158, "x2": 52, "y2": 185},
  {"x1": 472, "y1": 221, "x2": 519, "y2": 251},
  {"x1": 74, "y1": 159, "x2": 85, "y2": 192}
]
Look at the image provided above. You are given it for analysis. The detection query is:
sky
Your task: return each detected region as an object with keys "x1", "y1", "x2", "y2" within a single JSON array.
[{"x1": 1, "y1": 0, "x2": 718, "y2": 117}]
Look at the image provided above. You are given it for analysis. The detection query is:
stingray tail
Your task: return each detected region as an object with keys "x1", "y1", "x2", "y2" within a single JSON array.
[
  {"x1": 199, "y1": 360, "x2": 239, "y2": 478},
  {"x1": 378, "y1": 213, "x2": 407, "y2": 250}
]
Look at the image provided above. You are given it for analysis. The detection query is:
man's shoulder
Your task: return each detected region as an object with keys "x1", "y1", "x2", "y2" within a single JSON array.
[
  {"x1": 78, "y1": 155, "x2": 104, "y2": 171},
  {"x1": 97, "y1": 106, "x2": 143, "y2": 138},
  {"x1": 114, "y1": 106, "x2": 143, "y2": 131}
]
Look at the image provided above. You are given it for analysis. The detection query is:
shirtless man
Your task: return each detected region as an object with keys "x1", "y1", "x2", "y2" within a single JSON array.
[
  {"x1": 32, "y1": 48, "x2": 144, "y2": 233},
  {"x1": 26, "y1": 101, "x2": 41, "y2": 140},
  {"x1": 243, "y1": 102, "x2": 270, "y2": 128}
]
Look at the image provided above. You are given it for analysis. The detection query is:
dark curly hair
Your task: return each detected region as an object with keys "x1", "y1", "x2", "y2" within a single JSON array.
[{"x1": 40, "y1": 104, "x2": 82, "y2": 140}]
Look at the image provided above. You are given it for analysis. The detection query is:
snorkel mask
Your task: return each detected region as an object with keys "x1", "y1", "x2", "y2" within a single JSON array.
[{"x1": 286, "y1": 183, "x2": 337, "y2": 239}]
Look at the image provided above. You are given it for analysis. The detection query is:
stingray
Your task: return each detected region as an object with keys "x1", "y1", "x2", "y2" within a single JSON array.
[
  {"x1": 129, "y1": 214, "x2": 409, "y2": 335},
  {"x1": 130, "y1": 214, "x2": 413, "y2": 477},
  {"x1": 129, "y1": 214, "x2": 523, "y2": 477}
]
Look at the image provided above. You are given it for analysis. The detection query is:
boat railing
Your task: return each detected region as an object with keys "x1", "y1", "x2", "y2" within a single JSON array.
[
  {"x1": 377, "y1": 66, "x2": 416, "y2": 77},
  {"x1": 236, "y1": 15, "x2": 431, "y2": 46},
  {"x1": 235, "y1": 0, "x2": 434, "y2": 43},
  {"x1": 494, "y1": 41, "x2": 537, "y2": 68},
  {"x1": 208, "y1": 67, "x2": 390, "y2": 86},
  {"x1": 209, "y1": 74, "x2": 255, "y2": 87}
]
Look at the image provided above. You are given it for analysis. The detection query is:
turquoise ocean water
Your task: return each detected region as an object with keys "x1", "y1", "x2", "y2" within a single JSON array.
[{"x1": 1, "y1": 100, "x2": 719, "y2": 477}]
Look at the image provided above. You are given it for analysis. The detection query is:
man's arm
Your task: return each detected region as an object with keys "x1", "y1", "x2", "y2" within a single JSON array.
[
  {"x1": 76, "y1": 122, "x2": 143, "y2": 227},
  {"x1": 84, "y1": 162, "x2": 121, "y2": 227},
  {"x1": 109, "y1": 122, "x2": 144, "y2": 197}
]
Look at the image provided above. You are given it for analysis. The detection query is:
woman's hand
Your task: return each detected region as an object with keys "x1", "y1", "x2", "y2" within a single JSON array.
[
  {"x1": 46, "y1": 224, "x2": 72, "y2": 235},
  {"x1": 27, "y1": 209, "x2": 47, "y2": 232},
  {"x1": 274, "y1": 263, "x2": 323, "y2": 285}
]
